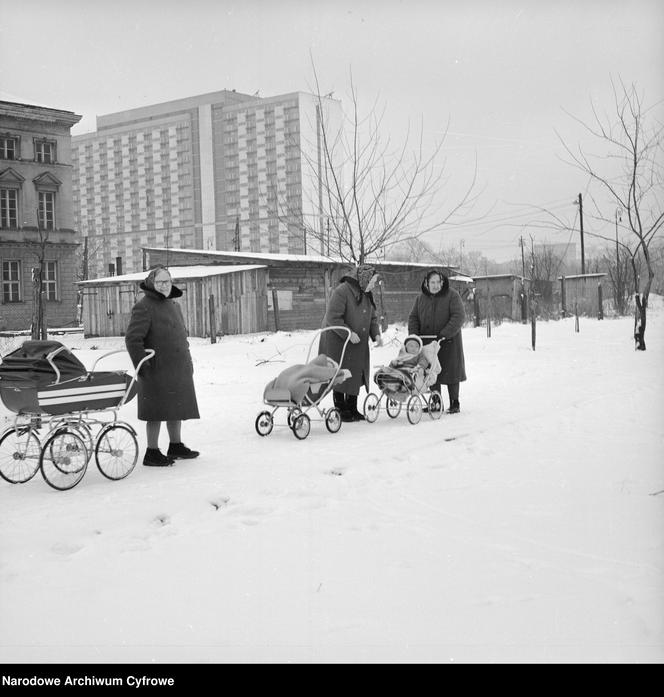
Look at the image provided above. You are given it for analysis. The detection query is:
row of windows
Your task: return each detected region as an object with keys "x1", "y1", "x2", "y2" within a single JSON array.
[
  {"x1": 1, "y1": 135, "x2": 57, "y2": 164},
  {"x1": 2, "y1": 260, "x2": 58, "y2": 303},
  {"x1": 0, "y1": 189, "x2": 55, "y2": 230}
]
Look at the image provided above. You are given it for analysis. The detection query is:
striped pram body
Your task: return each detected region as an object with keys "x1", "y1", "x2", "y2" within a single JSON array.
[{"x1": 0, "y1": 340, "x2": 136, "y2": 416}]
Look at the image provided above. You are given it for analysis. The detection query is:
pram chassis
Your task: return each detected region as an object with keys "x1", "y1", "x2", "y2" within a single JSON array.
[
  {"x1": 363, "y1": 335, "x2": 444, "y2": 425},
  {"x1": 255, "y1": 326, "x2": 352, "y2": 440},
  {"x1": 0, "y1": 346, "x2": 154, "y2": 490}
]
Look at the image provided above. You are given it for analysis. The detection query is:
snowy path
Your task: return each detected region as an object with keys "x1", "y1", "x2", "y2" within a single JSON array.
[{"x1": 1, "y1": 311, "x2": 662, "y2": 663}]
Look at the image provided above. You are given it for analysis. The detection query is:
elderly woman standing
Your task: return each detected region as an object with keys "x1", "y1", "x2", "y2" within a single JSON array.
[
  {"x1": 319, "y1": 264, "x2": 383, "y2": 422},
  {"x1": 125, "y1": 265, "x2": 200, "y2": 466},
  {"x1": 408, "y1": 269, "x2": 466, "y2": 413}
]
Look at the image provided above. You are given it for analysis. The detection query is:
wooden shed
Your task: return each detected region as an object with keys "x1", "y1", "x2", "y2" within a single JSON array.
[
  {"x1": 558, "y1": 273, "x2": 607, "y2": 317},
  {"x1": 471, "y1": 275, "x2": 532, "y2": 321},
  {"x1": 143, "y1": 247, "x2": 468, "y2": 331},
  {"x1": 77, "y1": 265, "x2": 268, "y2": 338}
]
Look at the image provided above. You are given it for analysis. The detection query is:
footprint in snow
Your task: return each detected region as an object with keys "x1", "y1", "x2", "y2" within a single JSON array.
[
  {"x1": 326, "y1": 468, "x2": 345, "y2": 477},
  {"x1": 210, "y1": 497, "x2": 230, "y2": 510},
  {"x1": 153, "y1": 514, "x2": 170, "y2": 527}
]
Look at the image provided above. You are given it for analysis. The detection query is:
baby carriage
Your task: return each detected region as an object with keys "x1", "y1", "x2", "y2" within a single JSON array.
[
  {"x1": 255, "y1": 326, "x2": 352, "y2": 440},
  {"x1": 0, "y1": 340, "x2": 153, "y2": 491},
  {"x1": 363, "y1": 335, "x2": 444, "y2": 425}
]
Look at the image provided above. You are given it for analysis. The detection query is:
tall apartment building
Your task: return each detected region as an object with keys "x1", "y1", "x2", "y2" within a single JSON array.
[
  {"x1": 0, "y1": 100, "x2": 82, "y2": 331},
  {"x1": 72, "y1": 90, "x2": 342, "y2": 279}
]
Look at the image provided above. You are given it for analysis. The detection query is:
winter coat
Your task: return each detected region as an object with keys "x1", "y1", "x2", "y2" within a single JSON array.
[
  {"x1": 124, "y1": 282, "x2": 200, "y2": 422},
  {"x1": 408, "y1": 273, "x2": 467, "y2": 386},
  {"x1": 318, "y1": 276, "x2": 381, "y2": 395}
]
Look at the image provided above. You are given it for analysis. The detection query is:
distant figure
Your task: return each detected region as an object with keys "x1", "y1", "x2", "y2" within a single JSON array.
[
  {"x1": 408, "y1": 269, "x2": 466, "y2": 413},
  {"x1": 125, "y1": 265, "x2": 200, "y2": 467}
]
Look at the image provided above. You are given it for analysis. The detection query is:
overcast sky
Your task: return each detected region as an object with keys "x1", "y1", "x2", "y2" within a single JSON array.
[{"x1": 2, "y1": 0, "x2": 662, "y2": 262}]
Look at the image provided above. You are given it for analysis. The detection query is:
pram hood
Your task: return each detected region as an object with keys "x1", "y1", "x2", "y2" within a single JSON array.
[{"x1": 0, "y1": 341, "x2": 87, "y2": 387}]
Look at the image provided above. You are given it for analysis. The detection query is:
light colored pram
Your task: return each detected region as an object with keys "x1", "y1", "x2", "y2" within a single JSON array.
[
  {"x1": 0, "y1": 340, "x2": 153, "y2": 491},
  {"x1": 364, "y1": 335, "x2": 444, "y2": 425},
  {"x1": 255, "y1": 326, "x2": 352, "y2": 440}
]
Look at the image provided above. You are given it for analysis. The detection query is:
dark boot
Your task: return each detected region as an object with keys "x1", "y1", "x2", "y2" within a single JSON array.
[
  {"x1": 346, "y1": 394, "x2": 365, "y2": 421},
  {"x1": 333, "y1": 391, "x2": 355, "y2": 422},
  {"x1": 447, "y1": 400, "x2": 460, "y2": 414},
  {"x1": 143, "y1": 448, "x2": 174, "y2": 467},
  {"x1": 167, "y1": 442, "x2": 200, "y2": 459}
]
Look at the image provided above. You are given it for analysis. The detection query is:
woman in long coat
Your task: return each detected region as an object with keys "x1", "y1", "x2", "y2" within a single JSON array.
[
  {"x1": 319, "y1": 264, "x2": 383, "y2": 421},
  {"x1": 125, "y1": 266, "x2": 200, "y2": 466},
  {"x1": 408, "y1": 269, "x2": 466, "y2": 413}
]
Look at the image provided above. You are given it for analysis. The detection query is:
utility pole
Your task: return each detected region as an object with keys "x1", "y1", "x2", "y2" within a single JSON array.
[
  {"x1": 519, "y1": 235, "x2": 526, "y2": 277},
  {"x1": 576, "y1": 193, "x2": 585, "y2": 274}
]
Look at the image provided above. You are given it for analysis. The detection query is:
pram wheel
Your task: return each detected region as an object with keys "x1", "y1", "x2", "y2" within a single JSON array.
[
  {"x1": 385, "y1": 398, "x2": 402, "y2": 419},
  {"x1": 363, "y1": 393, "x2": 380, "y2": 423},
  {"x1": 286, "y1": 408, "x2": 301, "y2": 429},
  {"x1": 95, "y1": 424, "x2": 138, "y2": 480},
  {"x1": 427, "y1": 392, "x2": 443, "y2": 420},
  {"x1": 0, "y1": 427, "x2": 42, "y2": 484},
  {"x1": 255, "y1": 411, "x2": 274, "y2": 437},
  {"x1": 325, "y1": 408, "x2": 342, "y2": 433},
  {"x1": 406, "y1": 396, "x2": 423, "y2": 425},
  {"x1": 291, "y1": 413, "x2": 311, "y2": 440},
  {"x1": 40, "y1": 430, "x2": 88, "y2": 490}
]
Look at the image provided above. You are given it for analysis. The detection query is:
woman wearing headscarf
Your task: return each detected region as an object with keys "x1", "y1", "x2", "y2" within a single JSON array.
[
  {"x1": 408, "y1": 269, "x2": 466, "y2": 413},
  {"x1": 319, "y1": 264, "x2": 383, "y2": 422},
  {"x1": 125, "y1": 265, "x2": 200, "y2": 466}
]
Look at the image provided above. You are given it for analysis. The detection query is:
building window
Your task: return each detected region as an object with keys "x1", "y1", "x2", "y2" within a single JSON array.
[
  {"x1": 43, "y1": 261, "x2": 58, "y2": 300},
  {"x1": 1, "y1": 136, "x2": 19, "y2": 160},
  {"x1": 35, "y1": 140, "x2": 56, "y2": 164},
  {"x1": 2, "y1": 261, "x2": 21, "y2": 303},
  {"x1": 38, "y1": 191, "x2": 55, "y2": 230},
  {"x1": 0, "y1": 188, "x2": 18, "y2": 228}
]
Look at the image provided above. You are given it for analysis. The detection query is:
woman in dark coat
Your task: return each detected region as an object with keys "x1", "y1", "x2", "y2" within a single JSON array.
[
  {"x1": 125, "y1": 266, "x2": 200, "y2": 466},
  {"x1": 408, "y1": 269, "x2": 466, "y2": 413},
  {"x1": 319, "y1": 264, "x2": 383, "y2": 421}
]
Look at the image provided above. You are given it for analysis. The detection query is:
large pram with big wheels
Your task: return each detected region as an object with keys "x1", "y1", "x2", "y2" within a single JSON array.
[
  {"x1": 0, "y1": 340, "x2": 153, "y2": 491},
  {"x1": 363, "y1": 335, "x2": 444, "y2": 425},
  {"x1": 255, "y1": 326, "x2": 352, "y2": 440}
]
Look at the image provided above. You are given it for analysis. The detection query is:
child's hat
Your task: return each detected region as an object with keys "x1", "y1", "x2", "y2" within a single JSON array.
[{"x1": 403, "y1": 334, "x2": 423, "y2": 349}]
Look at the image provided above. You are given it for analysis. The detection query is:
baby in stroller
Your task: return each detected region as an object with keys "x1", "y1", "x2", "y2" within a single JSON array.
[{"x1": 374, "y1": 334, "x2": 441, "y2": 399}]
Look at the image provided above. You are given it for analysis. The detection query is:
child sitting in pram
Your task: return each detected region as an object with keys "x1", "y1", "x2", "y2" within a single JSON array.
[{"x1": 388, "y1": 335, "x2": 437, "y2": 389}]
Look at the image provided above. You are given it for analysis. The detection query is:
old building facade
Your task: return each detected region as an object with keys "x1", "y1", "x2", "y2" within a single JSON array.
[{"x1": 0, "y1": 101, "x2": 82, "y2": 331}]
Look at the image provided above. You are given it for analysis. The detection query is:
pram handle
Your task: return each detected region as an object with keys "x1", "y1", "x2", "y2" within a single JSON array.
[
  {"x1": 118, "y1": 349, "x2": 155, "y2": 407},
  {"x1": 46, "y1": 346, "x2": 156, "y2": 386}
]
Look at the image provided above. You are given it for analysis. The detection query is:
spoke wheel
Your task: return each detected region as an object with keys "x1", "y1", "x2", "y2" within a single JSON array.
[
  {"x1": 427, "y1": 392, "x2": 443, "y2": 420},
  {"x1": 325, "y1": 408, "x2": 342, "y2": 433},
  {"x1": 40, "y1": 431, "x2": 88, "y2": 491},
  {"x1": 95, "y1": 424, "x2": 138, "y2": 480},
  {"x1": 406, "y1": 396, "x2": 423, "y2": 425},
  {"x1": 0, "y1": 428, "x2": 42, "y2": 484},
  {"x1": 363, "y1": 393, "x2": 380, "y2": 423},
  {"x1": 385, "y1": 398, "x2": 402, "y2": 419},
  {"x1": 287, "y1": 408, "x2": 301, "y2": 428},
  {"x1": 255, "y1": 411, "x2": 274, "y2": 436},
  {"x1": 59, "y1": 420, "x2": 94, "y2": 462},
  {"x1": 292, "y1": 413, "x2": 311, "y2": 440}
]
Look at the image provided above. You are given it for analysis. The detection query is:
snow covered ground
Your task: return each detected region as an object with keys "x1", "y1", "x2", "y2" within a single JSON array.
[{"x1": 1, "y1": 300, "x2": 662, "y2": 664}]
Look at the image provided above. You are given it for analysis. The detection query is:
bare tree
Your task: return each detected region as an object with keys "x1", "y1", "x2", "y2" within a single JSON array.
[
  {"x1": 28, "y1": 210, "x2": 49, "y2": 340},
  {"x1": 556, "y1": 79, "x2": 664, "y2": 350},
  {"x1": 273, "y1": 65, "x2": 478, "y2": 265}
]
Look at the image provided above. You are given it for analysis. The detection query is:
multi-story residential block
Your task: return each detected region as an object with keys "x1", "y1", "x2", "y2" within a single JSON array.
[
  {"x1": 72, "y1": 90, "x2": 342, "y2": 279},
  {"x1": 0, "y1": 100, "x2": 82, "y2": 331}
]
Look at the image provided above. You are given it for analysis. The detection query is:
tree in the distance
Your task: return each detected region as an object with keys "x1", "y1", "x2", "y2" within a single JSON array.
[
  {"x1": 557, "y1": 79, "x2": 664, "y2": 350},
  {"x1": 277, "y1": 65, "x2": 479, "y2": 265}
]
